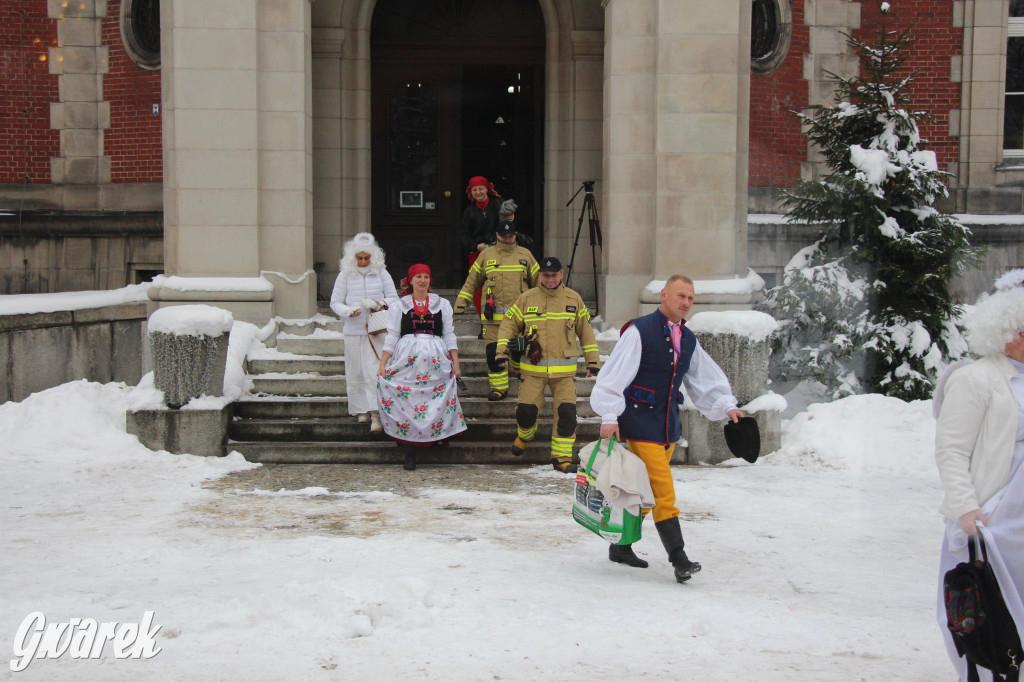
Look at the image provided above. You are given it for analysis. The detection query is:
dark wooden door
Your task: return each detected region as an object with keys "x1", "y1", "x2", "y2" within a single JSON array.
[
  {"x1": 371, "y1": 63, "x2": 463, "y2": 287},
  {"x1": 370, "y1": 0, "x2": 546, "y2": 289}
]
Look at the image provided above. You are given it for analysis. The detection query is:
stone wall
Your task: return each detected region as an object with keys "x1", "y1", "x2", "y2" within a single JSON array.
[{"x1": 0, "y1": 302, "x2": 149, "y2": 403}]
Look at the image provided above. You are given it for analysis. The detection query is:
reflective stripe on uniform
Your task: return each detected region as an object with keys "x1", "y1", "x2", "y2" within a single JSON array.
[
  {"x1": 551, "y1": 436, "x2": 575, "y2": 458},
  {"x1": 520, "y1": 359, "x2": 577, "y2": 375}
]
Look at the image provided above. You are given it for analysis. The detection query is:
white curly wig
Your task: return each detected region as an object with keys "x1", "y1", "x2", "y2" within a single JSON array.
[
  {"x1": 340, "y1": 232, "x2": 386, "y2": 275},
  {"x1": 965, "y1": 284, "x2": 1024, "y2": 356}
]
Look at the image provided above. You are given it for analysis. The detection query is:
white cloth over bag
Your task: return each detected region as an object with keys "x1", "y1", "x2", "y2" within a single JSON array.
[{"x1": 937, "y1": 460, "x2": 1024, "y2": 681}]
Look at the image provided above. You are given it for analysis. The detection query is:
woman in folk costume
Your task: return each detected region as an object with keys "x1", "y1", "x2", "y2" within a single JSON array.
[
  {"x1": 329, "y1": 232, "x2": 398, "y2": 432},
  {"x1": 460, "y1": 175, "x2": 501, "y2": 319},
  {"x1": 934, "y1": 271, "x2": 1024, "y2": 680},
  {"x1": 376, "y1": 264, "x2": 467, "y2": 471}
]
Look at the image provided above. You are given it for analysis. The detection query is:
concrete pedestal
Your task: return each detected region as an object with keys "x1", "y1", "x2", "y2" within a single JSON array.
[{"x1": 126, "y1": 405, "x2": 231, "y2": 457}]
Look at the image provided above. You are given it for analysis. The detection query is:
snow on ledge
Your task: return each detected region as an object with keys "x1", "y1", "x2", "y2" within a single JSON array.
[
  {"x1": 739, "y1": 392, "x2": 788, "y2": 414},
  {"x1": 152, "y1": 274, "x2": 273, "y2": 292},
  {"x1": 0, "y1": 283, "x2": 151, "y2": 316},
  {"x1": 644, "y1": 269, "x2": 765, "y2": 297},
  {"x1": 686, "y1": 310, "x2": 779, "y2": 342},
  {"x1": 149, "y1": 304, "x2": 234, "y2": 337}
]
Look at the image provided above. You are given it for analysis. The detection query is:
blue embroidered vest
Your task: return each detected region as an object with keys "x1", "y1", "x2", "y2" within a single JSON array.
[{"x1": 618, "y1": 310, "x2": 696, "y2": 445}]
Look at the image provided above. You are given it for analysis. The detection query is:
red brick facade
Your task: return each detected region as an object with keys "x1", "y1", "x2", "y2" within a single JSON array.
[
  {"x1": 750, "y1": 0, "x2": 963, "y2": 189},
  {"x1": 750, "y1": 0, "x2": 810, "y2": 188},
  {"x1": 0, "y1": 3, "x2": 59, "y2": 184},
  {"x1": 101, "y1": 0, "x2": 162, "y2": 183},
  {"x1": 0, "y1": 0, "x2": 970, "y2": 193}
]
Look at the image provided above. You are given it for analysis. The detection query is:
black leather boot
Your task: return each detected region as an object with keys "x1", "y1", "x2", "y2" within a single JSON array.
[
  {"x1": 403, "y1": 445, "x2": 417, "y2": 471},
  {"x1": 608, "y1": 543, "x2": 649, "y2": 568},
  {"x1": 654, "y1": 517, "x2": 701, "y2": 582}
]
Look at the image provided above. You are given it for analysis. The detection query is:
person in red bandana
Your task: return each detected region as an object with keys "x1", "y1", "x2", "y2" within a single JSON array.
[
  {"x1": 460, "y1": 176, "x2": 502, "y2": 324},
  {"x1": 376, "y1": 264, "x2": 466, "y2": 471}
]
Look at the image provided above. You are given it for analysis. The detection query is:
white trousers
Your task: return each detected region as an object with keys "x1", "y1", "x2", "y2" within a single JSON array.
[{"x1": 344, "y1": 334, "x2": 379, "y2": 415}]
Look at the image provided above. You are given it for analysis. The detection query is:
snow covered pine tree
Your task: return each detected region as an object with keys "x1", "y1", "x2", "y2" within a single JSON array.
[{"x1": 760, "y1": 1, "x2": 975, "y2": 401}]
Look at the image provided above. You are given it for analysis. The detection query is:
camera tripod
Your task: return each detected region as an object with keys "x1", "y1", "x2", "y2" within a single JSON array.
[{"x1": 565, "y1": 181, "x2": 603, "y2": 315}]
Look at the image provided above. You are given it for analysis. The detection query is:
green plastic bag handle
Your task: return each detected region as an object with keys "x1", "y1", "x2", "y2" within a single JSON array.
[{"x1": 583, "y1": 435, "x2": 617, "y2": 478}]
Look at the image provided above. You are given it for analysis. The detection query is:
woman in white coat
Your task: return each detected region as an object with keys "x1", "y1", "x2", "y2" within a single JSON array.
[
  {"x1": 934, "y1": 278, "x2": 1024, "y2": 680},
  {"x1": 329, "y1": 232, "x2": 398, "y2": 431}
]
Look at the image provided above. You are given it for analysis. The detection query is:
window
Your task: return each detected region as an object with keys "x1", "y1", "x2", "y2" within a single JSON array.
[
  {"x1": 751, "y1": 0, "x2": 792, "y2": 75},
  {"x1": 1005, "y1": 0, "x2": 1024, "y2": 155},
  {"x1": 120, "y1": 0, "x2": 160, "y2": 70}
]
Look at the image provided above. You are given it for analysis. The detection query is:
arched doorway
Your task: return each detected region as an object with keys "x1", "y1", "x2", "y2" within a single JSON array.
[{"x1": 370, "y1": 0, "x2": 545, "y2": 287}]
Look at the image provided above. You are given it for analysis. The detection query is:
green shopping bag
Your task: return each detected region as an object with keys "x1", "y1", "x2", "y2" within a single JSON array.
[{"x1": 571, "y1": 436, "x2": 643, "y2": 545}]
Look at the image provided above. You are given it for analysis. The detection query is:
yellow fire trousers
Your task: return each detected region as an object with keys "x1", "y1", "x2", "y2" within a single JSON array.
[{"x1": 625, "y1": 439, "x2": 679, "y2": 523}]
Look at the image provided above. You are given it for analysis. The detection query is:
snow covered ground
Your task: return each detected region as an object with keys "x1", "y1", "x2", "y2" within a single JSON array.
[{"x1": 1, "y1": 381, "x2": 954, "y2": 680}]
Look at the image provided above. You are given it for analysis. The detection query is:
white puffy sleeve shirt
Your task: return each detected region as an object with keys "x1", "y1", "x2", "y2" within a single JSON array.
[{"x1": 589, "y1": 325, "x2": 738, "y2": 425}]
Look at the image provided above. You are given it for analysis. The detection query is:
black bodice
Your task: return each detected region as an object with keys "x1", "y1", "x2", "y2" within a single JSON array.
[{"x1": 400, "y1": 309, "x2": 444, "y2": 337}]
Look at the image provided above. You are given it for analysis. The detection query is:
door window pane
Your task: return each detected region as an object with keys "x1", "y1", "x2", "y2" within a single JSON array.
[
  {"x1": 389, "y1": 81, "x2": 438, "y2": 212},
  {"x1": 1012, "y1": 0, "x2": 1024, "y2": 18}
]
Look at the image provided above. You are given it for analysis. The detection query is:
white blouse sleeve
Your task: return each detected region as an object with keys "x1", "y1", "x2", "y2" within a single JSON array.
[
  {"x1": 682, "y1": 339, "x2": 738, "y2": 421},
  {"x1": 440, "y1": 298, "x2": 458, "y2": 352},
  {"x1": 589, "y1": 326, "x2": 642, "y2": 424}
]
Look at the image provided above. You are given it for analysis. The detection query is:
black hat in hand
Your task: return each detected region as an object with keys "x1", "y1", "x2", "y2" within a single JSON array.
[{"x1": 723, "y1": 416, "x2": 760, "y2": 463}]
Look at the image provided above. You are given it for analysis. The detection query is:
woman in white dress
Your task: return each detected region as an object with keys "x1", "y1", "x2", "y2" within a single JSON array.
[
  {"x1": 376, "y1": 264, "x2": 467, "y2": 471},
  {"x1": 934, "y1": 278, "x2": 1024, "y2": 680},
  {"x1": 329, "y1": 232, "x2": 398, "y2": 432}
]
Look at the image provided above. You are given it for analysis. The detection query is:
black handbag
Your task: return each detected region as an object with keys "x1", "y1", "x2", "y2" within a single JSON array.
[{"x1": 943, "y1": 533, "x2": 1022, "y2": 682}]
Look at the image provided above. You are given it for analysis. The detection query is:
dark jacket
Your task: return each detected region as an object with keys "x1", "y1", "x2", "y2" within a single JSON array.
[{"x1": 461, "y1": 198, "x2": 501, "y2": 251}]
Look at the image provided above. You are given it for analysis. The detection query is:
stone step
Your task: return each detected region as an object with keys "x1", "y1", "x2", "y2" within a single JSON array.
[
  {"x1": 248, "y1": 357, "x2": 347, "y2": 375},
  {"x1": 229, "y1": 416, "x2": 603, "y2": 442},
  {"x1": 233, "y1": 396, "x2": 598, "y2": 420},
  {"x1": 274, "y1": 335, "x2": 613, "y2": 358},
  {"x1": 249, "y1": 374, "x2": 596, "y2": 397},
  {"x1": 227, "y1": 440, "x2": 572, "y2": 465}
]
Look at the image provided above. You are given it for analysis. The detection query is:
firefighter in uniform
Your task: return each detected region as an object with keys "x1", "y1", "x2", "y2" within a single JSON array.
[
  {"x1": 454, "y1": 220, "x2": 539, "y2": 400},
  {"x1": 495, "y1": 256, "x2": 600, "y2": 473}
]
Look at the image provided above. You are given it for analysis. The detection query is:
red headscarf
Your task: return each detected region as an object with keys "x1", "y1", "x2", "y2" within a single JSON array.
[
  {"x1": 465, "y1": 176, "x2": 500, "y2": 200},
  {"x1": 401, "y1": 263, "x2": 432, "y2": 296}
]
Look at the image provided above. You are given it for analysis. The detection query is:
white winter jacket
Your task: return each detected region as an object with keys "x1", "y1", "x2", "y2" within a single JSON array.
[
  {"x1": 934, "y1": 353, "x2": 1019, "y2": 521},
  {"x1": 329, "y1": 269, "x2": 398, "y2": 336}
]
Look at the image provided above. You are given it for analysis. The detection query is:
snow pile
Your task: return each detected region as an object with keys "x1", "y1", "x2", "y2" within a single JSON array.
[
  {"x1": 770, "y1": 393, "x2": 935, "y2": 475},
  {"x1": 150, "y1": 274, "x2": 273, "y2": 292},
  {"x1": 148, "y1": 305, "x2": 233, "y2": 337},
  {"x1": 686, "y1": 310, "x2": 778, "y2": 342},
  {"x1": 645, "y1": 269, "x2": 765, "y2": 297},
  {"x1": 0, "y1": 283, "x2": 151, "y2": 316}
]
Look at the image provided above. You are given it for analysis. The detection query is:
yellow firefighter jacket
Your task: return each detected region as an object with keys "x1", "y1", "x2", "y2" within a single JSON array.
[
  {"x1": 454, "y1": 242, "x2": 539, "y2": 322},
  {"x1": 496, "y1": 284, "x2": 600, "y2": 376}
]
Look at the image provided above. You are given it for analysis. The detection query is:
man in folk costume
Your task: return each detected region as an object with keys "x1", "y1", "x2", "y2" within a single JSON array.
[
  {"x1": 454, "y1": 220, "x2": 539, "y2": 400},
  {"x1": 496, "y1": 257, "x2": 600, "y2": 473},
  {"x1": 590, "y1": 275, "x2": 744, "y2": 582}
]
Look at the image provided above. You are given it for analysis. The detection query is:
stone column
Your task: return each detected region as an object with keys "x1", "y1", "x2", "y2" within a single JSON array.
[
  {"x1": 47, "y1": 0, "x2": 111, "y2": 209},
  {"x1": 155, "y1": 0, "x2": 315, "y2": 323},
  {"x1": 600, "y1": 0, "x2": 751, "y2": 326}
]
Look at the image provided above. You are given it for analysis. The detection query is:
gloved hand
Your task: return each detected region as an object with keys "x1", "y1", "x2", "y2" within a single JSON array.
[
  {"x1": 527, "y1": 337, "x2": 542, "y2": 365},
  {"x1": 454, "y1": 302, "x2": 466, "y2": 314},
  {"x1": 509, "y1": 335, "x2": 530, "y2": 354},
  {"x1": 588, "y1": 364, "x2": 600, "y2": 376},
  {"x1": 483, "y1": 291, "x2": 495, "y2": 321}
]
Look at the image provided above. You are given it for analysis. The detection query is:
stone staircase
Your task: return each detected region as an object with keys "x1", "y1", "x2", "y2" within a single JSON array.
[{"x1": 228, "y1": 292, "x2": 615, "y2": 465}]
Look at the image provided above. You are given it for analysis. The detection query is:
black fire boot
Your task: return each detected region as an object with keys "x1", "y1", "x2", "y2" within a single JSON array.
[
  {"x1": 608, "y1": 543, "x2": 649, "y2": 568},
  {"x1": 403, "y1": 444, "x2": 417, "y2": 471},
  {"x1": 654, "y1": 517, "x2": 701, "y2": 583}
]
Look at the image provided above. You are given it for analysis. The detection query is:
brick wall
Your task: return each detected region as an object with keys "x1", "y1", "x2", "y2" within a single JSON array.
[
  {"x1": 750, "y1": 0, "x2": 810, "y2": 189},
  {"x1": 0, "y1": 3, "x2": 59, "y2": 184},
  {"x1": 101, "y1": 0, "x2": 162, "y2": 183},
  {"x1": 853, "y1": 1, "x2": 962, "y2": 173},
  {"x1": 750, "y1": 0, "x2": 963, "y2": 190}
]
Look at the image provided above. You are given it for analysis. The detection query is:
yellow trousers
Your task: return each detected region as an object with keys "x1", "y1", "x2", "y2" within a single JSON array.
[{"x1": 625, "y1": 439, "x2": 679, "y2": 523}]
